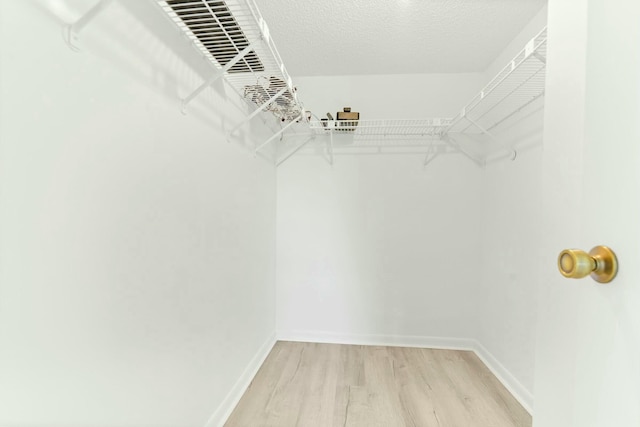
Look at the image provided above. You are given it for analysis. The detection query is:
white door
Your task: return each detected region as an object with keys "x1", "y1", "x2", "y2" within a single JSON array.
[{"x1": 534, "y1": 0, "x2": 640, "y2": 426}]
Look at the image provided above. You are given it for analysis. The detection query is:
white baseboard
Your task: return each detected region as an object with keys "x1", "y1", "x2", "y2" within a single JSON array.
[
  {"x1": 204, "y1": 333, "x2": 277, "y2": 427},
  {"x1": 277, "y1": 330, "x2": 533, "y2": 415},
  {"x1": 471, "y1": 340, "x2": 534, "y2": 415},
  {"x1": 277, "y1": 330, "x2": 477, "y2": 350}
]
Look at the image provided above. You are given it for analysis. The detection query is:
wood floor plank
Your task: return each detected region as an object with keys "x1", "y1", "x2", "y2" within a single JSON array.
[{"x1": 224, "y1": 342, "x2": 531, "y2": 427}]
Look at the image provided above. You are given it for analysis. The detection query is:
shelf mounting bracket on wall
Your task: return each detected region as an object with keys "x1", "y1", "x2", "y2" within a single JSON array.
[
  {"x1": 533, "y1": 52, "x2": 547, "y2": 64},
  {"x1": 423, "y1": 141, "x2": 439, "y2": 167},
  {"x1": 181, "y1": 40, "x2": 261, "y2": 114},
  {"x1": 63, "y1": 0, "x2": 115, "y2": 52},
  {"x1": 326, "y1": 131, "x2": 335, "y2": 166},
  {"x1": 277, "y1": 136, "x2": 315, "y2": 167},
  {"x1": 443, "y1": 135, "x2": 485, "y2": 167},
  {"x1": 464, "y1": 116, "x2": 517, "y2": 160},
  {"x1": 227, "y1": 87, "x2": 288, "y2": 139},
  {"x1": 254, "y1": 114, "x2": 303, "y2": 155}
]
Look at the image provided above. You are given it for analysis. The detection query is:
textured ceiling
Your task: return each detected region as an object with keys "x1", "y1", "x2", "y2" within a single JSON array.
[{"x1": 253, "y1": 0, "x2": 546, "y2": 76}]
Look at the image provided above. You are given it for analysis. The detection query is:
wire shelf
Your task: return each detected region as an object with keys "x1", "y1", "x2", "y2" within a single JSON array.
[
  {"x1": 157, "y1": 0, "x2": 303, "y2": 121},
  {"x1": 302, "y1": 28, "x2": 546, "y2": 162},
  {"x1": 151, "y1": 2, "x2": 546, "y2": 163},
  {"x1": 308, "y1": 119, "x2": 452, "y2": 142},
  {"x1": 447, "y1": 27, "x2": 547, "y2": 134},
  {"x1": 66, "y1": 3, "x2": 546, "y2": 165}
]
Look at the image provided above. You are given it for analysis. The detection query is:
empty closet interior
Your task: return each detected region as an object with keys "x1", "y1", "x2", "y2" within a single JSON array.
[{"x1": 0, "y1": 1, "x2": 548, "y2": 426}]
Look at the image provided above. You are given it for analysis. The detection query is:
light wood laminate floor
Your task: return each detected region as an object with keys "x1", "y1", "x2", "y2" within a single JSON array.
[{"x1": 225, "y1": 341, "x2": 531, "y2": 427}]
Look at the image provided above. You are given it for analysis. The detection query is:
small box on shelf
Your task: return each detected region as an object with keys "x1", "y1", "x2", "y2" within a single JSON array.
[{"x1": 336, "y1": 107, "x2": 359, "y2": 131}]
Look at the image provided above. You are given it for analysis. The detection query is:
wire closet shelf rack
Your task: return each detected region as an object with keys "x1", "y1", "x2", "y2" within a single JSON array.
[
  {"x1": 63, "y1": 1, "x2": 547, "y2": 166},
  {"x1": 304, "y1": 27, "x2": 548, "y2": 164},
  {"x1": 446, "y1": 27, "x2": 547, "y2": 137},
  {"x1": 156, "y1": 0, "x2": 304, "y2": 127},
  {"x1": 151, "y1": 1, "x2": 547, "y2": 165},
  {"x1": 308, "y1": 119, "x2": 452, "y2": 142}
]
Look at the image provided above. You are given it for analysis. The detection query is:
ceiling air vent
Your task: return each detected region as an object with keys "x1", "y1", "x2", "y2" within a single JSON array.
[{"x1": 165, "y1": 0, "x2": 264, "y2": 73}]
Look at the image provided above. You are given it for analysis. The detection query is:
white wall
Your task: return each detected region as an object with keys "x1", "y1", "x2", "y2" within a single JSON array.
[
  {"x1": 276, "y1": 73, "x2": 485, "y2": 343},
  {"x1": 276, "y1": 9, "x2": 548, "y2": 413},
  {"x1": 476, "y1": 6, "x2": 548, "y2": 408},
  {"x1": 0, "y1": 2, "x2": 276, "y2": 426},
  {"x1": 0, "y1": 2, "x2": 550, "y2": 424},
  {"x1": 277, "y1": 154, "x2": 483, "y2": 342},
  {"x1": 478, "y1": 145, "x2": 542, "y2": 407}
]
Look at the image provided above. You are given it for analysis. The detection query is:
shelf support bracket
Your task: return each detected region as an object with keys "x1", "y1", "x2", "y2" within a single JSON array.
[
  {"x1": 181, "y1": 41, "x2": 259, "y2": 114},
  {"x1": 227, "y1": 87, "x2": 288, "y2": 139},
  {"x1": 254, "y1": 114, "x2": 303, "y2": 155},
  {"x1": 63, "y1": 0, "x2": 115, "y2": 52},
  {"x1": 444, "y1": 135, "x2": 485, "y2": 167},
  {"x1": 277, "y1": 136, "x2": 315, "y2": 167},
  {"x1": 533, "y1": 52, "x2": 547, "y2": 64},
  {"x1": 464, "y1": 116, "x2": 517, "y2": 160},
  {"x1": 423, "y1": 141, "x2": 439, "y2": 167},
  {"x1": 327, "y1": 131, "x2": 335, "y2": 165}
]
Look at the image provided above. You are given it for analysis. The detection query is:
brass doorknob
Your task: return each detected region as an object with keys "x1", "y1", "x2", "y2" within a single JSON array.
[{"x1": 557, "y1": 246, "x2": 618, "y2": 283}]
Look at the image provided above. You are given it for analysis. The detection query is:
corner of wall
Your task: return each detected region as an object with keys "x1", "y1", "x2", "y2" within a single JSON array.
[
  {"x1": 472, "y1": 341, "x2": 534, "y2": 415},
  {"x1": 204, "y1": 333, "x2": 277, "y2": 427}
]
